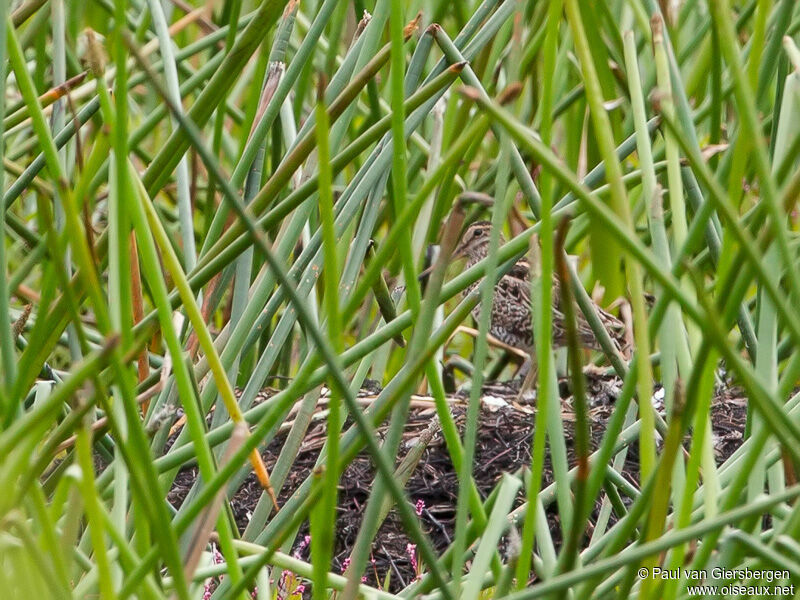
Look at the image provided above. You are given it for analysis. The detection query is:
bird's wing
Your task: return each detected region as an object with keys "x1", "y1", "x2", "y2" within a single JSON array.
[{"x1": 497, "y1": 274, "x2": 532, "y2": 305}]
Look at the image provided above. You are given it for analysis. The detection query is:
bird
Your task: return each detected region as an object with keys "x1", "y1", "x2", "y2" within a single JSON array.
[{"x1": 451, "y1": 221, "x2": 629, "y2": 361}]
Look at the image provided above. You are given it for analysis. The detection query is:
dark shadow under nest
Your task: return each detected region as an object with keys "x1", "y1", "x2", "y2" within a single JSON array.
[{"x1": 166, "y1": 370, "x2": 747, "y2": 592}]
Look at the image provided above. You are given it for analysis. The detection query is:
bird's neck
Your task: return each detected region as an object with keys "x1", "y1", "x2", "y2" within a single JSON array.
[{"x1": 466, "y1": 245, "x2": 492, "y2": 268}]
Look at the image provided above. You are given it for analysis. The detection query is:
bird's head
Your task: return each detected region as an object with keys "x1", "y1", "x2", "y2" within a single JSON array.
[
  {"x1": 418, "y1": 221, "x2": 505, "y2": 285},
  {"x1": 452, "y1": 221, "x2": 501, "y2": 262}
]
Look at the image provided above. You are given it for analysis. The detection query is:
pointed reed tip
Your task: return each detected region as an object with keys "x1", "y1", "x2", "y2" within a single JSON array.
[
  {"x1": 783, "y1": 37, "x2": 800, "y2": 73},
  {"x1": 67, "y1": 71, "x2": 88, "y2": 88},
  {"x1": 404, "y1": 13, "x2": 422, "y2": 40},
  {"x1": 80, "y1": 28, "x2": 108, "y2": 78},
  {"x1": 358, "y1": 9, "x2": 372, "y2": 29},
  {"x1": 283, "y1": 0, "x2": 299, "y2": 17},
  {"x1": 12, "y1": 304, "x2": 33, "y2": 340},
  {"x1": 425, "y1": 23, "x2": 442, "y2": 36},
  {"x1": 555, "y1": 214, "x2": 572, "y2": 247},
  {"x1": 315, "y1": 72, "x2": 328, "y2": 103},
  {"x1": 268, "y1": 61, "x2": 285, "y2": 76},
  {"x1": 448, "y1": 60, "x2": 468, "y2": 75},
  {"x1": 457, "y1": 85, "x2": 481, "y2": 101},
  {"x1": 498, "y1": 82, "x2": 522, "y2": 105},
  {"x1": 104, "y1": 333, "x2": 121, "y2": 353},
  {"x1": 650, "y1": 13, "x2": 663, "y2": 40},
  {"x1": 649, "y1": 88, "x2": 666, "y2": 114}
]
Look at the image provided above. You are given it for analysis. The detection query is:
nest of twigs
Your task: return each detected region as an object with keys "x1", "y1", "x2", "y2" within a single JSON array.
[{"x1": 167, "y1": 370, "x2": 746, "y2": 591}]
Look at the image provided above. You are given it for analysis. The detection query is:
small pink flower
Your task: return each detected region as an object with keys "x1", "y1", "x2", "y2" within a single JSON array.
[
  {"x1": 293, "y1": 535, "x2": 312, "y2": 558},
  {"x1": 406, "y1": 543, "x2": 423, "y2": 580},
  {"x1": 341, "y1": 557, "x2": 351, "y2": 573},
  {"x1": 296, "y1": 585, "x2": 305, "y2": 594},
  {"x1": 415, "y1": 499, "x2": 425, "y2": 516},
  {"x1": 406, "y1": 543, "x2": 418, "y2": 573}
]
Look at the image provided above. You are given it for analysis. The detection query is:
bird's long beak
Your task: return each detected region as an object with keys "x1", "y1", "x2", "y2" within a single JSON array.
[
  {"x1": 451, "y1": 240, "x2": 469, "y2": 261},
  {"x1": 418, "y1": 244, "x2": 467, "y2": 282},
  {"x1": 417, "y1": 263, "x2": 434, "y2": 282}
]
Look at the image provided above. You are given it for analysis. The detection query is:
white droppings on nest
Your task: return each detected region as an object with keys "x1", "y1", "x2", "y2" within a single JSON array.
[
  {"x1": 482, "y1": 395, "x2": 509, "y2": 411},
  {"x1": 651, "y1": 386, "x2": 666, "y2": 414},
  {"x1": 171, "y1": 311, "x2": 185, "y2": 334},
  {"x1": 147, "y1": 404, "x2": 179, "y2": 434},
  {"x1": 404, "y1": 416, "x2": 440, "y2": 450},
  {"x1": 65, "y1": 464, "x2": 82, "y2": 480},
  {"x1": 711, "y1": 432, "x2": 723, "y2": 457},
  {"x1": 520, "y1": 388, "x2": 537, "y2": 404},
  {"x1": 602, "y1": 97, "x2": 625, "y2": 111},
  {"x1": 505, "y1": 525, "x2": 522, "y2": 561}
]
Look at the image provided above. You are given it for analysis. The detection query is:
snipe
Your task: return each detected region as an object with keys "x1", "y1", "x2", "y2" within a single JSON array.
[{"x1": 452, "y1": 221, "x2": 628, "y2": 360}]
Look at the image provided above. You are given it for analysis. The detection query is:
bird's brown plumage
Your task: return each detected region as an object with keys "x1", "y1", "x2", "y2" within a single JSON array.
[{"x1": 453, "y1": 221, "x2": 628, "y2": 356}]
